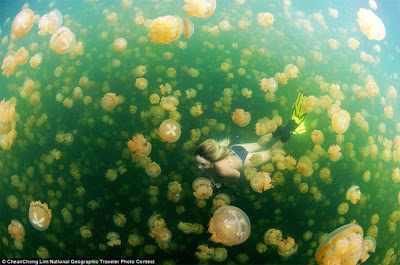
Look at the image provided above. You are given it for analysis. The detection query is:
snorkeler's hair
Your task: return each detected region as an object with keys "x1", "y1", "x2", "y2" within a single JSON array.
[{"x1": 195, "y1": 138, "x2": 231, "y2": 163}]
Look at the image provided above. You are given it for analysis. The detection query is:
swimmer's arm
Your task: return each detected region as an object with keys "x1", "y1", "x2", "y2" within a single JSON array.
[{"x1": 215, "y1": 165, "x2": 240, "y2": 186}]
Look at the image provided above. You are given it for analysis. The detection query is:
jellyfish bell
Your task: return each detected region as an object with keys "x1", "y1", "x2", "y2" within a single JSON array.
[
  {"x1": 356, "y1": 8, "x2": 385, "y2": 41},
  {"x1": 208, "y1": 206, "x2": 251, "y2": 246},
  {"x1": 346, "y1": 185, "x2": 361, "y2": 204},
  {"x1": 28, "y1": 201, "x2": 52, "y2": 231},
  {"x1": 8, "y1": 220, "x2": 25, "y2": 242},
  {"x1": 127, "y1": 134, "x2": 152, "y2": 158},
  {"x1": 192, "y1": 177, "x2": 213, "y2": 199},
  {"x1": 159, "y1": 119, "x2": 181, "y2": 143},
  {"x1": 183, "y1": 0, "x2": 216, "y2": 18},
  {"x1": 315, "y1": 224, "x2": 363, "y2": 265},
  {"x1": 278, "y1": 237, "x2": 298, "y2": 258},
  {"x1": 12, "y1": 9, "x2": 34, "y2": 38},
  {"x1": 38, "y1": 9, "x2": 62, "y2": 35},
  {"x1": 360, "y1": 236, "x2": 376, "y2": 263},
  {"x1": 49, "y1": 26, "x2": 76, "y2": 54},
  {"x1": 113, "y1": 37, "x2": 127, "y2": 52},
  {"x1": 148, "y1": 16, "x2": 183, "y2": 44},
  {"x1": 332, "y1": 109, "x2": 351, "y2": 134},
  {"x1": 182, "y1": 18, "x2": 194, "y2": 39}
]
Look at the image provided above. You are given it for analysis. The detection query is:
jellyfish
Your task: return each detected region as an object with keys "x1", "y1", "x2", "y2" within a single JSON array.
[
  {"x1": 232, "y1": 109, "x2": 251, "y2": 127},
  {"x1": 278, "y1": 237, "x2": 298, "y2": 257},
  {"x1": 257, "y1": 12, "x2": 274, "y2": 27},
  {"x1": 113, "y1": 37, "x2": 127, "y2": 52},
  {"x1": 264, "y1": 228, "x2": 283, "y2": 245},
  {"x1": 192, "y1": 177, "x2": 213, "y2": 199},
  {"x1": 148, "y1": 16, "x2": 192, "y2": 44},
  {"x1": 38, "y1": 9, "x2": 62, "y2": 35},
  {"x1": 106, "y1": 232, "x2": 121, "y2": 247},
  {"x1": 30, "y1": 53, "x2": 43, "y2": 68},
  {"x1": 15, "y1": 47, "x2": 29, "y2": 66},
  {"x1": 80, "y1": 226, "x2": 92, "y2": 238},
  {"x1": 61, "y1": 208, "x2": 73, "y2": 224},
  {"x1": 332, "y1": 109, "x2": 351, "y2": 134},
  {"x1": 145, "y1": 162, "x2": 161, "y2": 178},
  {"x1": 183, "y1": 0, "x2": 216, "y2": 18},
  {"x1": 329, "y1": 8, "x2": 338, "y2": 18},
  {"x1": 182, "y1": 18, "x2": 194, "y2": 38},
  {"x1": 113, "y1": 213, "x2": 127, "y2": 228},
  {"x1": 0, "y1": 99, "x2": 17, "y2": 150},
  {"x1": 328, "y1": 145, "x2": 342, "y2": 161},
  {"x1": 100, "y1": 93, "x2": 119, "y2": 111},
  {"x1": 135, "y1": 78, "x2": 148, "y2": 90},
  {"x1": 284, "y1": 64, "x2": 299, "y2": 79},
  {"x1": 346, "y1": 185, "x2": 361, "y2": 204},
  {"x1": 311, "y1": 130, "x2": 324, "y2": 145},
  {"x1": 319, "y1": 167, "x2": 332, "y2": 184},
  {"x1": 250, "y1": 172, "x2": 273, "y2": 193},
  {"x1": 195, "y1": 245, "x2": 214, "y2": 261},
  {"x1": 296, "y1": 156, "x2": 314, "y2": 177},
  {"x1": 127, "y1": 134, "x2": 152, "y2": 158},
  {"x1": 12, "y1": 9, "x2": 34, "y2": 38},
  {"x1": 1, "y1": 53, "x2": 17, "y2": 77},
  {"x1": 208, "y1": 206, "x2": 251, "y2": 246},
  {"x1": 36, "y1": 246, "x2": 49, "y2": 259},
  {"x1": 213, "y1": 193, "x2": 231, "y2": 209},
  {"x1": 360, "y1": 237, "x2": 376, "y2": 263},
  {"x1": 49, "y1": 26, "x2": 76, "y2": 54},
  {"x1": 159, "y1": 119, "x2": 181, "y2": 143},
  {"x1": 356, "y1": 8, "x2": 385, "y2": 41},
  {"x1": 315, "y1": 224, "x2": 363, "y2": 265},
  {"x1": 337, "y1": 202, "x2": 349, "y2": 215},
  {"x1": 8, "y1": 220, "x2": 25, "y2": 242},
  {"x1": 212, "y1": 247, "x2": 228, "y2": 262},
  {"x1": 28, "y1": 201, "x2": 52, "y2": 231}
]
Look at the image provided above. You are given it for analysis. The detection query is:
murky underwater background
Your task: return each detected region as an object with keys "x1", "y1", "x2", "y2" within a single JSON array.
[{"x1": 0, "y1": 0, "x2": 399, "y2": 263}]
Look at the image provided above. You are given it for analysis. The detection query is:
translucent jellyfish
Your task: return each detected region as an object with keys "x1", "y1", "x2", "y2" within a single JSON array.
[
  {"x1": 2, "y1": 53, "x2": 17, "y2": 77},
  {"x1": 49, "y1": 26, "x2": 76, "y2": 54},
  {"x1": 159, "y1": 119, "x2": 181, "y2": 143},
  {"x1": 148, "y1": 16, "x2": 185, "y2": 44},
  {"x1": 12, "y1": 9, "x2": 34, "y2": 38},
  {"x1": 178, "y1": 222, "x2": 204, "y2": 234},
  {"x1": 356, "y1": 8, "x2": 385, "y2": 41},
  {"x1": 61, "y1": 208, "x2": 73, "y2": 224},
  {"x1": 38, "y1": 9, "x2": 62, "y2": 35},
  {"x1": 8, "y1": 220, "x2": 25, "y2": 242},
  {"x1": 257, "y1": 12, "x2": 274, "y2": 27},
  {"x1": 192, "y1": 177, "x2": 213, "y2": 199},
  {"x1": 113, "y1": 37, "x2": 127, "y2": 52},
  {"x1": 28, "y1": 201, "x2": 52, "y2": 231},
  {"x1": 329, "y1": 9, "x2": 338, "y2": 18},
  {"x1": 15, "y1": 47, "x2": 29, "y2": 65},
  {"x1": 328, "y1": 145, "x2": 342, "y2": 161},
  {"x1": 182, "y1": 18, "x2": 194, "y2": 38},
  {"x1": 36, "y1": 246, "x2": 49, "y2": 259},
  {"x1": 113, "y1": 213, "x2": 127, "y2": 228},
  {"x1": 392, "y1": 168, "x2": 400, "y2": 184},
  {"x1": 195, "y1": 244, "x2": 213, "y2": 261},
  {"x1": 346, "y1": 185, "x2": 361, "y2": 204},
  {"x1": 264, "y1": 228, "x2": 283, "y2": 245},
  {"x1": 369, "y1": 0, "x2": 378, "y2": 10},
  {"x1": 127, "y1": 134, "x2": 152, "y2": 158},
  {"x1": 328, "y1": 39, "x2": 340, "y2": 49},
  {"x1": 278, "y1": 237, "x2": 298, "y2": 257},
  {"x1": 100, "y1": 93, "x2": 119, "y2": 111},
  {"x1": 106, "y1": 232, "x2": 121, "y2": 247},
  {"x1": 135, "y1": 78, "x2": 148, "y2": 90},
  {"x1": 315, "y1": 224, "x2": 363, "y2": 265},
  {"x1": 311, "y1": 130, "x2": 324, "y2": 145},
  {"x1": 183, "y1": 0, "x2": 216, "y2": 18},
  {"x1": 332, "y1": 109, "x2": 351, "y2": 134},
  {"x1": 231, "y1": 109, "x2": 251, "y2": 127},
  {"x1": 145, "y1": 162, "x2": 161, "y2": 178},
  {"x1": 296, "y1": 156, "x2": 314, "y2": 177},
  {"x1": 360, "y1": 237, "x2": 376, "y2": 263},
  {"x1": 284, "y1": 64, "x2": 299, "y2": 78},
  {"x1": 212, "y1": 247, "x2": 228, "y2": 262},
  {"x1": 30, "y1": 53, "x2": 43, "y2": 68},
  {"x1": 0, "y1": 99, "x2": 17, "y2": 150},
  {"x1": 213, "y1": 193, "x2": 231, "y2": 209},
  {"x1": 250, "y1": 172, "x2": 273, "y2": 193},
  {"x1": 208, "y1": 206, "x2": 251, "y2": 246},
  {"x1": 337, "y1": 202, "x2": 349, "y2": 215},
  {"x1": 80, "y1": 226, "x2": 92, "y2": 238},
  {"x1": 384, "y1": 105, "x2": 393, "y2": 119}
]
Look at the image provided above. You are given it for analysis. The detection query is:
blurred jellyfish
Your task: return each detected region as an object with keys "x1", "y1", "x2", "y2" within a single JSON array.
[
  {"x1": 278, "y1": 237, "x2": 298, "y2": 257},
  {"x1": 183, "y1": 0, "x2": 216, "y2": 18},
  {"x1": 8, "y1": 220, "x2": 25, "y2": 242},
  {"x1": 250, "y1": 172, "x2": 273, "y2": 193},
  {"x1": 346, "y1": 185, "x2": 361, "y2": 204},
  {"x1": 29, "y1": 53, "x2": 43, "y2": 68},
  {"x1": 332, "y1": 110, "x2": 351, "y2": 134},
  {"x1": 49, "y1": 26, "x2": 76, "y2": 54},
  {"x1": 100, "y1": 93, "x2": 119, "y2": 111},
  {"x1": 212, "y1": 193, "x2": 231, "y2": 210},
  {"x1": 106, "y1": 232, "x2": 121, "y2": 247},
  {"x1": 12, "y1": 9, "x2": 34, "y2": 38},
  {"x1": 311, "y1": 130, "x2": 324, "y2": 145},
  {"x1": 38, "y1": 9, "x2": 62, "y2": 35},
  {"x1": 264, "y1": 228, "x2": 283, "y2": 245},
  {"x1": 356, "y1": 9, "x2": 385, "y2": 41},
  {"x1": 231, "y1": 109, "x2": 251, "y2": 127},
  {"x1": 80, "y1": 226, "x2": 92, "y2": 238},
  {"x1": 2, "y1": 53, "x2": 17, "y2": 77},
  {"x1": 36, "y1": 246, "x2": 49, "y2": 259},
  {"x1": 28, "y1": 201, "x2": 52, "y2": 231},
  {"x1": 328, "y1": 145, "x2": 342, "y2": 161},
  {"x1": 315, "y1": 224, "x2": 363, "y2": 265},
  {"x1": 113, "y1": 37, "x2": 127, "y2": 52},
  {"x1": 145, "y1": 162, "x2": 161, "y2": 178},
  {"x1": 159, "y1": 119, "x2": 181, "y2": 143},
  {"x1": 296, "y1": 156, "x2": 314, "y2": 177},
  {"x1": 208, "y1": 206, "x2": 251, "y2": 246},
  {"x1": 127, "y1": 134, "x2": 152, "y2": 158},
  {"x1": 61, "y1": 208, "x2": 73, "y2": 224},
  {"x1": 177, "y1": 222, "x2": 204, "y2": 234},
  {"x1": 329, "y1": 9, "x2": 338, "y2": 18},
  {"x1": 257, "y1": 12, "x2": 274, "y2": 27},
  {"x1": 192, "y1": 177, "x2": 213, "y2": 199},
  {"x1": 212, "y1": 247, "x2": 228, "y2": 262},
  {"x1": 337, "y1": 202, "x2": 349, "y2": 215},
  {"x1": 148, "y1": 16, "x2": 193, "y2": 44},
  {"x1": 15, "y1": 47, "x2": 29, "y2": 65},
  {"x1": 113, "y1": 213, "x2": 127, "y2": 228},
  {"x1": 360, "y1": 237, "x2": 376, "y2": 263}
]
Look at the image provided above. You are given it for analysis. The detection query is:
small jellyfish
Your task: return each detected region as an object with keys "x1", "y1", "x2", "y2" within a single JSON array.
[
  {"x1": 113, "y1": 37, "x2": 127, "y2": 52},
  {"x1": 346, "y1": 185, "x2": 361, "y2": 204},
  {"x1": 80, "y1": 226, "x2": 92, "y2": 238},
  {"x1": 15, "y1": 47, "x2": 29, "y2": 65},
  {"x1": 49, "y1": 26, "x2": 76, "y2": 54},
  {"x1": 145, "y1": 162, "x2": 161, "y2": 178},
  {"x1": 12, "y1": 9, "x2": 34, "y2": 38},
  {"x1": 328, "y1": 145, "x2": 342, "y2": 161},
  {"x1": 360, "y1": 237, "x2": 376, "y2": 263},
  {"x1": 36, "y1": 246, "x2": 49, "y2": 259},
  {"x1": 29, "y1": 53, "x2": 43, "y2": 68},
  {"x1": 183, "y1": 0, "x2": 216, "y2": 18},
  {"x1": 127, "y1": 134, "x2": 152, "y2": 158},
  {"x1": 257, "y1": 12, "x2": 274, "y2": 27},
  {"x1": 38, "y1": 9, "x2": 62, "y2": 35},
  {"x1": 337, "y1": 202, "x2": 349, "y2": 215},
  {"x1": 296, "y1": 156, "x2": 314, "y2": 177},
  {"x1": 278, "y1": 237, "x2": 298, "y2": 257},
  {"x1": 159, "y1": 119, "x2": 181, "y2": 143},
  {"x1": 106, "y1": 232, "x2": 121, "y2": 247},
  {"x1": 135, "y1": 78, "x2": 148, "y2": 90},
  {"x1": 100, "y1": 93, "x2": 119, "y2": 111},
  {"x1": 182, "y1": 18, "x2": 194, "y2": 38},
  {"x1": 311, "y1": 130, "x2": 324, "y2": 145},
  {"x1": 356, "y1": 8, "x2": 385, "y2": 41},
  {"x1": 315, "y1": 224, "x2": 363, "y2": 265},
  {"x1": 348, "y1": 38, "x2": 360, "y2": 49},
  {"x1": 28, "y1": 201, "x2": 52, "y2": 231},
  {"x1": 1, "y1": 54, "x2": 17, "y2": 77},
  {"x1": 208, "y1": 206, "x2": 251, "y2": 246},
  {"x1": 113, "y1": 213, "x2": 127, "y2": 228},
  {"x1": 264, "y1": 228, "x2": 283, "y2": 245},
  {"x1": 8, "y1": 220, "x2": 25, "y2": 242},
  {"x1": 213, "y1": 193, "x2": 231, "y2": 209},
  {"x1": 231, "y1": 109, "x2": 251, "y2": 127},
  {"x1": 192, "y1": 177, "x2": 213, "y2": 199},
  {"x1": 250, "y1": 172, "x2": 273, "y2": 193},
  {"x1": 332, "y1": 110, "x2": 351, "y2": 134}
]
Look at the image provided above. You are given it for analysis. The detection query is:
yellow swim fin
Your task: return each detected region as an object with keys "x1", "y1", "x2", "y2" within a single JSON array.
[{"x1": 292, "y1": 91, "x2": 307, "y2": 135}]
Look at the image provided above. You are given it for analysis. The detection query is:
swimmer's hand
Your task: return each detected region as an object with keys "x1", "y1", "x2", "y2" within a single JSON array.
[{"x1": 211, "y1": 182, "x2": 222, "y2": 192}]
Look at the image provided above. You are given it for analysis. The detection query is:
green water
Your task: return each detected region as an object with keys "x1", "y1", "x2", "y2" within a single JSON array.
[{"x1": 0, "y1": 0, "x2": 399, "y2": 264}]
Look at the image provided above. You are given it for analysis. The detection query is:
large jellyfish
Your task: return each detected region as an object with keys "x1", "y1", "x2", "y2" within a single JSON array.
[
  {"x1": 356, "y1": 8, "x2": 385, "y2": 41},
  {"x1": 159, "y1": 119, "x2": 181, "y2": 143},
  {"x1": 49, "y1": 26, "x2": 76, "y2": 54},
  {"x1": 28, "y1": 201, "x2": 52, "y2": 231},
  {"x1": 38, "y1": 9, "x2": 62, "y2": 35},
  {"x1": 12, "y1": 9, "x2": 34, "y2": 38},
  {"x1": 183, "y1": 0, "x2": 216, "y2": 18},
  {"x1": 208, "y1": 206, "x2": 251, "y2": 246}
]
